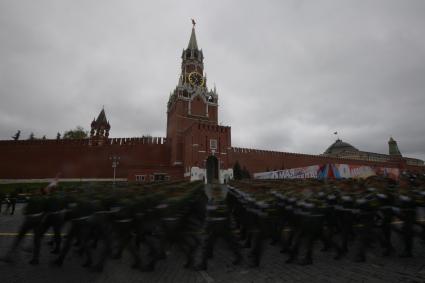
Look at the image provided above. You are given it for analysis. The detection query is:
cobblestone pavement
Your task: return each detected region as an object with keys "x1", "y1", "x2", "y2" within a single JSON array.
[{"x1": 0, "y1": 204, "x2": 425, "y2": 283}]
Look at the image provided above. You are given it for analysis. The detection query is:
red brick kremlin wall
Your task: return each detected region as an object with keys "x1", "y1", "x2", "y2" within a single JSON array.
[
  {"x1": 0, "y1": 137, "x2": 177, "y2": 180},
  {"x1": 0, "y1": 139, "x2": 422, "y2": 181},
  {"x1": 228, "y1": 147, "x2": 425, "y2": 174}
]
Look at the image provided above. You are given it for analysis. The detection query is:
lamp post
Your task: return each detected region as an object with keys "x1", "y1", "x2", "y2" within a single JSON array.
[{"x1": 109, "y1": 156, "x2": 120, "y2": 186}]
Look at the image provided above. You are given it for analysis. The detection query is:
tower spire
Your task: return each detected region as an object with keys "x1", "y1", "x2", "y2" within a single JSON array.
[
  {"x1": 187, "y1": 20, "x2": 198, "y2": 50},
  {"x1": 89, "y1": 107, "x2": 110, "y2": 146},
  {"x1": 388, "y1": 137, "x2": 402, "y2": 156}
]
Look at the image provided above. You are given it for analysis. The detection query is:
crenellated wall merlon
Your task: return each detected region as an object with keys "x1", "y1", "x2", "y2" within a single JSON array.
[
  {"x1": 0, "y1": 137, "x2": 169, "y2": 146},
  {"x1": 230, "y1": 146, "x2": 402, "y2": 166}
]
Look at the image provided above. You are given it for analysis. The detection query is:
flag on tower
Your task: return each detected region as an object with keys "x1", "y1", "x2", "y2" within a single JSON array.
[
  {"x1": 334, "y1": 131, "x2": 338, "y2": 135},
  {"x1": 191, "y1": 18, "x2": 196, "y2": 27}
]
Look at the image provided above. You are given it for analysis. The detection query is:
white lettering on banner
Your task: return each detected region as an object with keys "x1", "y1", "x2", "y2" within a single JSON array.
[
  {"x1": 349, "y1": 166, "x2": 375, "y2": 178},
  {"x1": 254, "y1": 165, "x2": 319, "y2": 180},
  {"x1": 254, "y1": 164, "x2": 399, "y2": 180}
]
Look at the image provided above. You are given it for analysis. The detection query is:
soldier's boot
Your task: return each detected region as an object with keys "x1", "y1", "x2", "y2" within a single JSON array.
[
  {"x1": 193, "y1": 240, "x2": 209, "y2": 271},
  {"x1": 53, "y1": 232, "x2": 76, "y2": 266},
  {"x1": 285, "y1": 251, "x2": 296, "y2": 264},
  {"x1": 50, "y1": 226, "x2": 62, "y2": 254},
  {"x1": 399, "y1": 224, "x2": 413, "y2": 257},
  {"x1": 126, "y1": 238, "x2": 141, "y2": 269},
  {"x1": 299, "y1": 234, "x2": 315, "y2": 265},
  {"x1": 286, "y1": 227, "x2": 302, "y2": 264},
  {"x1": 381, "y1": 236, "x2": 393, "y2": 257},
  {"x1": 242, "y1": 233, "x2": 252, "y2": 248},
  {"x1": 333, "y1": 245, "x2": 346, "y2": 260},
  {"x1": 140, "y1": 259, "x2": 156, "y2": 272},
  {"x1": 354, "y1": 253, "x2": 366, "y2": 262},
  {"x1": 354, "y1": 231, "x2": 367, "y2": 262},
  {"x1": 193, "y1": 259, "x2": 207, "y2": 271},
  {"x1": 419, "y1": 224, "x2": 425, "y2": 244},
  {"x1": 52, "y1": 256, "x2": 64, "y2": 267},
  {"x1": 92, "y1": 233, "x2": 111, "y2": 273},
  {"x1": 247, "y1": 230, "x2": 262, "y2": 267},
  {"x1": 29, "y1": 258, "x2": 39, "y2": 265},
  {"x1": 82, "y1": 255, "x2": 93, "y2": 268},
  {"x1": 183, "y1": 254, "x2": 194, "y2": 269},
  {"x1": 30, "y1": 222, "x2": 44, "y2": 265},
  {"x1": 227, "y1": 229, "x2": 243, "y2": 264},
  {"x1": 399, "y1": 248, "x2": 413, "y2": 257},
  {"x1": 91, "y1": 238, "x2": 111, "y2": 272},
  {"x1": 299, "y1": 245, "x2": 313, "y2": 265},
  {"x1": 130, "y1": 255, "x2": 141, "y2": 269},
  {"x1": 280, "y1": 228, "x2": 294, "y2": 253},
  {"x1": 81, "y1": 243, "x2": 93, "y2": 268},
  {"x1": 141, "y1": 236, "x2": 162, "y2": 272},
  {"x1": 299, "y1": 257, "x2": 313, "y2": 265},
  {"x1": 30, "y1": 226, "x2": 46, "y2": 265},
  {"x1": 1, "y1": 251, "x2": 15, "y2": 263},
  {"x1": 285, "y1": 243, "x2": 299, "y2": 264},
  {"x1": 320, "y1": 229, "x2": 332, "y2": 252},
  {"x1": 111, "y1": 235, "x2": 127, "y2": 259},
  {"x1": 91, "y1": 264, "x2": 103, "y2": 273},
  {"x1": 51, "y1": 246, "x2": 60, "y2": 254},
  {"x1": 247, "y1": 253, "x2": 260, "y2": 268}
]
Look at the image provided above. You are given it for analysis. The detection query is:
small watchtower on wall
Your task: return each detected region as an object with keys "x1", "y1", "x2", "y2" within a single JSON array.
[{"x1": 89, "y1": 108, "x2": 111, "y2": 146}]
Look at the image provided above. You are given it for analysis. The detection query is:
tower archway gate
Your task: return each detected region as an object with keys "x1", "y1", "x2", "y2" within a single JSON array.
[{"x1": 206, "y1": 155, "x2": 219, "y2": 184}]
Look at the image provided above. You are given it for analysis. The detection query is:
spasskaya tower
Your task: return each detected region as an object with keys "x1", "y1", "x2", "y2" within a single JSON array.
[{"x1": 166, "y1": 22, "x2": 232, "y2": 183}]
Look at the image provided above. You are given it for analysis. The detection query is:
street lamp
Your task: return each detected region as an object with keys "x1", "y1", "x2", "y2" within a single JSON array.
[{"x1": 109, "y1": 156, "x2": 120, "y2": 186}]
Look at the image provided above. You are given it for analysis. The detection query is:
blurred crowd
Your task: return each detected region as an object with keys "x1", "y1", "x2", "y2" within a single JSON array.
[{"x1": 0, "y1": 171, "x2": 424, "y2": 272}]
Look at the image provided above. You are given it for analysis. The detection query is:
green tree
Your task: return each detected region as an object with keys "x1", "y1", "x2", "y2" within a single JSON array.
[
  {"x1": 63, "y1": 126, "x2": 88, "y2": 139},
  {"x1": 56, "y1": 132, "x2": 61, "y2": 140},
  {"x1": 242, "y1": 166, "x2": 251, "y2": 179},
  {"x1": 233, "y1": 161, "x2": 242, "y2": 180},
  {"x1": 12, "y1": 130, "x2": 21, "y2": 140},
  {"x1": 28, "y1": 132, "x2": 35, "y2": 140}
]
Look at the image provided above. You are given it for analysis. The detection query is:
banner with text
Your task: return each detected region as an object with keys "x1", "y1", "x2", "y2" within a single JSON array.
[{"x1": 254, "y1": 164, "x2": 400, "y2": 180}]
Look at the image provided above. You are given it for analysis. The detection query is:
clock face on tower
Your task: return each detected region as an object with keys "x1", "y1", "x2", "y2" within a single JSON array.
[{"x1": 188, "y1": 72, "x2": 204, "y2": 86}]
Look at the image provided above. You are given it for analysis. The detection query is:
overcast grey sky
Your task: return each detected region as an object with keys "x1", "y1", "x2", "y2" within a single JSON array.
[{"x1": 0, "y1": 0, "x2": 424, "y2": 160}]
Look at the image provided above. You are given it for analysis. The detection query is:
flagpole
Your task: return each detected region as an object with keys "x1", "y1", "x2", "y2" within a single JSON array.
[{"x1": 334, "y1": 131, "x2": 339, "y2": 140}]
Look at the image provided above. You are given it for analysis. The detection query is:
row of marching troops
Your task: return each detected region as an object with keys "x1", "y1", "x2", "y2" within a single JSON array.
[
  {"x1": 226, "y1": 173, "x2": 425, "y2": 266},
  {"x1": 1, "y1": 181, "x2": 210, "y2": 271},
  {"x1": 1, "y1": 173, "x2": 424, "y2": 271}
]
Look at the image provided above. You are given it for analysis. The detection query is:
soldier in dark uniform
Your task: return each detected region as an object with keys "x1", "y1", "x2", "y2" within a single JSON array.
[
  {"x1": 194, "y1": 185, "x2": 241, "y2": 271},
  {"x1": 246, "y1": 200, "x2": 276, "y2": 267},
  {"x1": 334, "y1": 195, "x2": 356, "y2": 259},
  {"x1": 352, "y1": 194, "x2": 379, "y2": 262},
  {"x1": 30, "y1": 191, "x2": 69, "y2": 265},
  {"x1": 280, "y1": 195, "x2": 297, "y2": 254},
  {"x1": 376, "y1": 191, "x2": 395, "y2": 256},
  {"x1": 53, "y1": 196, "x2": 97, "y2": 267},
  {"x1": 8, "y1": 191, "x2": 18, "y2": 215},
  {"x1": 319, "y1": 192, "x2": 340, "y2": 254},
  {"x1": 1, "y1": 189, "x2": 47, "y2": 264},
  {"x1": 110, "y1": 197, "x2": 137, "y2": 261},
  {"x1": 286, "y1": 199, "x2": 325, "y2": 265},
  {"x1": 395, "y1": 194, "x2": 416, "y2": 257},
  {"x1": 0, "y1": 191, "x2": 4, "y2": 214}
]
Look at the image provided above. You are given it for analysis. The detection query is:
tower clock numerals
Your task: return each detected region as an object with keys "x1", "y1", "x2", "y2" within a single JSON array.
[{"x1": 188, "y1": 72, "x2": 204, "y2": 86}]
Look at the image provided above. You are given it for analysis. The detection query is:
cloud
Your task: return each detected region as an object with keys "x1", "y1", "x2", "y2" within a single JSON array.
[{"x1": 0, "y1": 0, "x2": 424, "y2": 161}]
